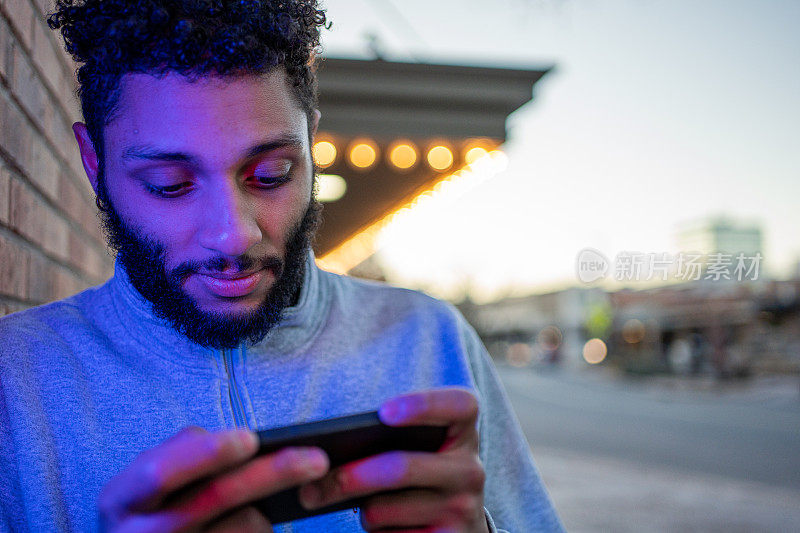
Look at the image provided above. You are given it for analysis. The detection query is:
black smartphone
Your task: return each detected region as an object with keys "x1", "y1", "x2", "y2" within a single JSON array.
[{"x1": 252, "y1": 411, "x2": 448, "y2": 524}]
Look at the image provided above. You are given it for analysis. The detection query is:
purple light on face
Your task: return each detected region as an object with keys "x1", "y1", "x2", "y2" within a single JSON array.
[{"x1": 169, "y1": 254, "x2": 284, "y2": 286}]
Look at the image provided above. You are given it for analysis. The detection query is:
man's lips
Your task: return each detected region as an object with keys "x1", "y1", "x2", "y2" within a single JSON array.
[
  {"x1": 195, "y1": 269, "x2": 267, "y2": 298},
  {"x1": 197, "y1": 270, "x2": 263, "y2": 280}
]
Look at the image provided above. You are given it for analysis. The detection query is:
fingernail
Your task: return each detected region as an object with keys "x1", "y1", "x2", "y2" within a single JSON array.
[
  {"x1": 233, "y1": 430, "x2": 258, "y2": 454},
  {"x1": 281, "y1": 448, "x2": 327, "y2": 475},
  {"x1": 301, "y1": 448, "x2": 328, "y2": 475},
  {"x1": 298, "y1": 483, "x2": 322, "y2": 509},
  {"x1": 380, "y1": 398, "x2": 409, "y2": 424}
]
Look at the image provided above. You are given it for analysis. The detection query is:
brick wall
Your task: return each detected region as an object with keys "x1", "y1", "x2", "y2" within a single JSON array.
[{"x1": 0, "y1": 0, "x2": 113, "y2": 317}]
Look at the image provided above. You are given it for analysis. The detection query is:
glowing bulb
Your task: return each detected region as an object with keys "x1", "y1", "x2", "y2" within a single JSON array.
[
  {"x1": 582, "y1": 338, "x2": 608, "y2": 364},
  {"x1": 348, "y1": 140, "x2": 378, "y2": 169},
  {"x1": 506, "y1": 343, "x2": 533, "y2": 367},
  {"x1": 427, "y1": 145, "x2": 453, "y2": 171},
  {"x1": 622, "y1": 319, "x2": 646, "y2": 344},
  {"x1": 312, "y1": 141, "x2": 336, "y2": 168},
  {"x1": 465, "y1": 146, "x2": 489, "y2": 165},
  {"x1": 537, "y1": 326, "x2": 563, "y2": 351},
  {"x1": 316, "y1": 174, "x2": 347, "y2": 202},
  {"x1": 389, "y1": 142, "x2": 417, "y2": 170}
]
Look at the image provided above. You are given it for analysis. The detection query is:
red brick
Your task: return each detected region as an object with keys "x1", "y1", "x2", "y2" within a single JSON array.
[
  {"x1": 0, "y1": 88, "x2": 33, "y2": 173},
  {"x1": 73, "y1": 182, "x2": 102, "y2": 237},
  {"x1": 0, "y1": 301, "x2": 26, "y2": 316},
  {"x1": 31, "y1": 18, "x2": 63, "y2": 97},
  {"x1": 70, "y1": 233, "x2": 109, "y2": 282},
  {"x1": 31, "y1": 0, "x2": 49, "y2": 17},
  {"x1": 0, "y1": 16, "x2": 15, "y2": 86},
  {"x1": 0, "y1": 231, "x2": 29, "y2": 298},
  {"x1": 31, "y1": 21, "x2": 79, "y2": 148},
  {"x1": 39, "y1": 87, "x2": 55, "y2": 137},
  {"x1": 57, "y1": 171, "x2": 82, "y2": 222},
  {"x1": 10, "y1": 301, "x2": 31, "y2": 314},
  {"x1": 0, "y1": 165, "x2": 9, "y2": 225},
  {"x1": 2, "y1": 0, "x2": 35, "y2": 51},
  {"x1": 52, "y1": 265, "x2": 79, "y2": 299},
  {"x1": 64, "y1": 94, "x2": 82, "y2": 126},
  {"x1": 65, "y1": 145, "x2": 85, "y2": 187},
  {"x1": 9, "y1": 176, "x2": 45, "y2": 246},
  {"x1": 0, "y1": 301, "x2": 21, "y2": 317},
  {"x1": 58, "y1": 172, "x2": 96, "y2": 236},
  {"x1": 52, "y1": 113, "x2": 71, "y2": 157},
  {"x1": 41, "y1": 208, "x2": 68, "y2": 261},
  {"x1": 11, "y1": 44, "x2": 46, "y2": 130},
  {"x1": 27, "y1": 136, "x2": 59, "y2": 200},
  {"x1": 49, "y1": 89, "x2": 77, "y2": 143},
  {"x1": 56, "y1": 119, "x2": 85, "y2": 179},
  {"x1": 86, "y1": 241, "x2": 112, "y2": 281},
  {"x1": 50, "y1": 71, "x2": 74, "y2": 120},
  {"x1": 27, "y1": 249, "x2": 52, "y2": 302},
  {"x1": 60, "y1": 70, "x2": 80, "y2": 119},
  {"x1": 65, "y1": 90, "x2": 81, "y2": 124},
  {"x1": 87, "y1": 211, "x2": 106, "y2": 246},
  {"x1": 66, "y1": 229, "x2": 85, "y2": 270},
  {"x1": 12, "y1": 302, "x2": 30, "y2": 314}
]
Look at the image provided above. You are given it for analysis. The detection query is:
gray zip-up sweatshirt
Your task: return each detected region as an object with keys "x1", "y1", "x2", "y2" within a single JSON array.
[{"x1": 0, "y1": 250, "x2": 563, "y2": 532}]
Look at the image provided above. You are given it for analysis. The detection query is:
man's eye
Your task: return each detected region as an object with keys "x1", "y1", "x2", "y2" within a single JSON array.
[
  {"x1": 146, "y1": 182, "x2": 191, "y2": 198},
  {"x1": 250, "y1": 168, "x2": 291, "y2": 188}
]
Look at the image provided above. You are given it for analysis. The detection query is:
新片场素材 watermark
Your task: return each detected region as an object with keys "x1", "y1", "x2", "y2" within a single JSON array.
[{"x1": 575, "y1": 249, "x2": 762, "y2": 283}]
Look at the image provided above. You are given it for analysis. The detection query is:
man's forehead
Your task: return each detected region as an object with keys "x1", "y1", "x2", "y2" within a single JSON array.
[
  {"x1": 114, "y1": 68, "x2": 300, "y2": 113},
  {"x1": 105, "y1": 69, "x2": 310, "y2": 157}
]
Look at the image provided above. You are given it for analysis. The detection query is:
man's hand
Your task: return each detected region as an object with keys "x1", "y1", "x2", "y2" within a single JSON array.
[
  {"x1": 298, "y1": 388, "x2": 490, "y2": 533},
  {"x1": 98, "y1": 426, "x2": 329, "y2": 533}
]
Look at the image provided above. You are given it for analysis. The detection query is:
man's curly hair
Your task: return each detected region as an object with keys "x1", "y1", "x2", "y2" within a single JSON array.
[{"x1": 47, "y1": 0, "x2": 328, "y2": 165}]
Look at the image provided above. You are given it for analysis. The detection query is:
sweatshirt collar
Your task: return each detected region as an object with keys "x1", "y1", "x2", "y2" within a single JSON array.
[{"x1": 107, "y1": 249, "x2": 329, "y2": 369}]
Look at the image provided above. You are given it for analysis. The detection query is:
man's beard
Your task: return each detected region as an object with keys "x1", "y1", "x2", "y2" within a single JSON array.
[{"x1": 97, "y1": 179, "x2": 322, "y2": 349}]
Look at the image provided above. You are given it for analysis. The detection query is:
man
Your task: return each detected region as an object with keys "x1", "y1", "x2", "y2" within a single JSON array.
[{"x1": 0, "y1": 1, "x2": 563, "y2": 531}]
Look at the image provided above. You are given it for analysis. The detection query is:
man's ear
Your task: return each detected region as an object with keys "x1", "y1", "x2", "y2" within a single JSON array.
[
  {"x1": 72, "y1": 122, "x2": 100, "y2": 195},
  {"x1": 310, "y1": 109, "x2": 321, "y2": 139}
]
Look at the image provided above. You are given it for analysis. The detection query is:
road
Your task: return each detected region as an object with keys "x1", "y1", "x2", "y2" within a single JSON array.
[{"x1": 496, "y1": 365, "x2": 800, "y2": 532}]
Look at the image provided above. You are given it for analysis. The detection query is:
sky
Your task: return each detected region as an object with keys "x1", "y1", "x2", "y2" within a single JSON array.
[{"x1": 319, "y1": 0, "x2": 800, "y2": 302}]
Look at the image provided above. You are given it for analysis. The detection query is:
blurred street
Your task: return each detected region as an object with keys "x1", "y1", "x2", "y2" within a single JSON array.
[{"x1": 497, "y1": 365, "x2": 800, "y2": 532}]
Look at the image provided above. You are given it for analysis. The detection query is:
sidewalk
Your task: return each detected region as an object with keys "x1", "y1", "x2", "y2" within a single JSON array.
[{"x1": 534, "y1": 446, "x2": 800, "y2": 532}]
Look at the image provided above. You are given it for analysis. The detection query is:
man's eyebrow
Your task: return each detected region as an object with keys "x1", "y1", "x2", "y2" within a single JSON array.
[
  {"x1": 121, "y1": 134, "x2": 306, "y2": 164},
  {"x1": 244, "y1": 134, "x2": 305, "y2": 159},
  {"x1": 121, "y1": 146, "x2": 198, "y2": 164}
]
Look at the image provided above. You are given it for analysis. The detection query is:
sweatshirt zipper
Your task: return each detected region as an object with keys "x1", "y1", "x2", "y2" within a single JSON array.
[{"x1": 221, "y1": 347, "x2": 249, "y2": 429}]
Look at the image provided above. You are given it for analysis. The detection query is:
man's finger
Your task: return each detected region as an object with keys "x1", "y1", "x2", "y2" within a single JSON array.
[
  {"x1": 101, "y1": 427, "x2": 258, "y2": 516},
  {"x1": 161, "y1": 447, "x2": 329, "y2": 528},
  {"x1": 378, "y1": 388, "x2": 478, "y2": 427},
  {"x1": 298, "y1": 450, "x2": 484, "y2": 510}
]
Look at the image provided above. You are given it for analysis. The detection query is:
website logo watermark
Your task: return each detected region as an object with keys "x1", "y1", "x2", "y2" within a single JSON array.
[
  {"x1": 576, "y1": 250, "x2": 762, "y2": 283},
  {"x1": 576, "y1": 248, "x2": 610, "y2": 283}
]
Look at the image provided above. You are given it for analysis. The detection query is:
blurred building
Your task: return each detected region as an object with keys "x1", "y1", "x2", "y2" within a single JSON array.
[
  {"x1": 610, "y1": 278, "x2": 800, "y2": 377},
  {"x1": 676, "y1": 216, "x2": 763, "y2": 258},
  {"x1": 459, "y1": 277, "x2": 800, "y2": 378},
  {"x1": 457, "y1": 287, "x2": 609, "y2": 369}
]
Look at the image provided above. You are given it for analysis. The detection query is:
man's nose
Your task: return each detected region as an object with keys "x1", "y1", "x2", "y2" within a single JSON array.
[{"x1": 197, "y1": 181, "x2": 263, "y2": 257}]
